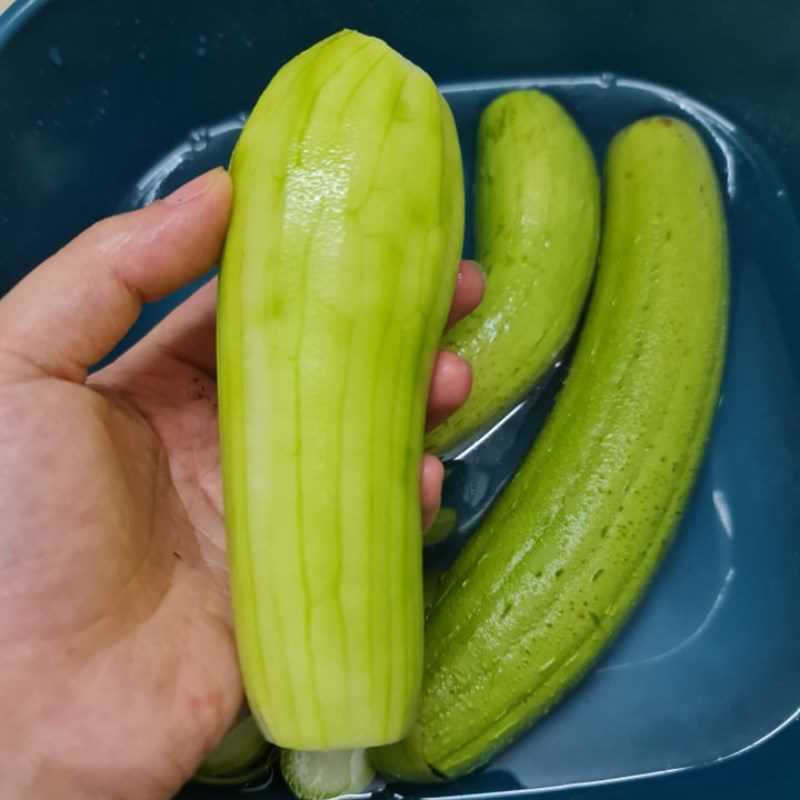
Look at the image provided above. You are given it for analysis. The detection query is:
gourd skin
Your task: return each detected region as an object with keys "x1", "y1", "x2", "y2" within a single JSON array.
[
  {"x1": 373, "y1": 116, "x2": 728, "y2": 779},
  {"x1": 426, "y1": 90, "x2": 600, "y2": 455}
]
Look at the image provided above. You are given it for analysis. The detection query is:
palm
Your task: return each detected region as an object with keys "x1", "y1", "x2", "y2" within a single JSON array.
[
  {"x1": 0, "y1": 170, "x2": 481, "y2": 800},
  {"x1": 0, "y1": 341, "x2": 241, "y2": 797}
]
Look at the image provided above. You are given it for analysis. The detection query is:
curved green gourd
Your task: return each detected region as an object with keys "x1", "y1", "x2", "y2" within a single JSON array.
[
  {"x1": 373, "y1": 116, "x2": 728, "y2": 779},
  {"x1": 218, "y1": 30, "x2": 464, "y2": 750},
  {"x1": 193, "y1": 713, "x2": 273, "y2": 787},
  {"x1": 425, "y1": 90, "x2": 600, "y2": 456}
]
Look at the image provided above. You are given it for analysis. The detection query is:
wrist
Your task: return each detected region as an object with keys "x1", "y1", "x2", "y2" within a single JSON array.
[{"x1": 0, "y1": 731, "x2": 174, "y2": 800}]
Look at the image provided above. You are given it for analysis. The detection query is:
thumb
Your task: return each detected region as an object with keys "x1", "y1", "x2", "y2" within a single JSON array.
[{"x1": 0, "y1": 168, "x2": 232, "y2": 382}]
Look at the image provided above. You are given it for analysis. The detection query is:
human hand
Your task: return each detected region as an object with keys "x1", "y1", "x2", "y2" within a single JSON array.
[{"x1": 0, "y1": 168, "x2": 483, "y2": 800}]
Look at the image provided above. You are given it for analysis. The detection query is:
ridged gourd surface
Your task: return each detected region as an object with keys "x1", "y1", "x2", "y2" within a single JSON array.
[
  {"x1": 374, "y1": 116, "x2": 728, "y2": 778},
  {"x1": 427, "y1": 90, "x2": 600, "y2": 455},
  {"x1": 218, "y1": 30, "x2": 464, "y2": 750}
]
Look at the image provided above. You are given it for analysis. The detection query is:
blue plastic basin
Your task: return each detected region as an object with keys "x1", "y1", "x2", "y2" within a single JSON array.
[{"x1": 1, "y1": 2, "x2": 798, "y2": 799}]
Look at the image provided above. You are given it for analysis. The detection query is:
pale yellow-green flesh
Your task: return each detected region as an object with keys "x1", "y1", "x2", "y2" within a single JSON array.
[
  {"x1": 218, "y1": 30, "x2": 464, "y2": 749},
  {"x1": 372, "y1": 117, "x2": 728, "y2": 779},
  {"x1": 426, "y1": 90, "x2": 600, "y2": 455}
]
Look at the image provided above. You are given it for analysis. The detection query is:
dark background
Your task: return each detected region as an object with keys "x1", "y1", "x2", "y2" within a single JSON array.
[{"x1": 1, "y1": 2, "x2": 798, "y2": 798}]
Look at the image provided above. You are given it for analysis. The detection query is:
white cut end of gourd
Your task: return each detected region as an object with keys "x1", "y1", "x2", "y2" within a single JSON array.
[{"x1": 281, "y1": 748, "x2": 375, "y2": 800}]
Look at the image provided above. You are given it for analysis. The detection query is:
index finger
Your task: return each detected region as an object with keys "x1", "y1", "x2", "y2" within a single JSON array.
[{"x1": 0, "y1": 169, "x2": 231, "y2": 383}]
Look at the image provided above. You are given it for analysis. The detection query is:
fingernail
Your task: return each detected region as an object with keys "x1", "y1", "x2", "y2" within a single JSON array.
[
  {"x1": 163, "y1": 168, "x2": 224, "y2": 206},
  {"x1": 438, "y1": 349, "x2": 472, "y2": 377},
  {"x1": 464, "y1": 258, "x2": 487, "y2": 282}
]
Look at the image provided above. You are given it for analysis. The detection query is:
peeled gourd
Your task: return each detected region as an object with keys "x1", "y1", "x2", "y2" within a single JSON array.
[{"x1": 218, "y1": 30, "x2": 464, "y2": 749}]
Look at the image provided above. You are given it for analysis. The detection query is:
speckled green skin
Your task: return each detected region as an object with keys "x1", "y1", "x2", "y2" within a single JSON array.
[
  {"x1": 426, "y1": 90, "x2": 600, "y2": 455},
  {"x1": 373, "y1": 117, "x2": 728, "y2": 780},
  {"x1": 218, "y1": 30, "x2": 464, "y2": 750}
]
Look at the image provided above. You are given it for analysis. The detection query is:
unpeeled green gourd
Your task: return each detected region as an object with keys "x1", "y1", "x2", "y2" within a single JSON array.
[
  {"x1": 373, "y1": 116, "x2": 728, "y2": 779},
  {"x1": 426, "y1": 90, "x2": 600, "y2": 455}
]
